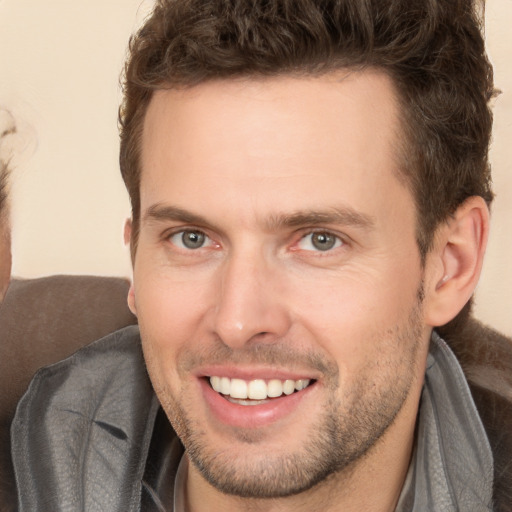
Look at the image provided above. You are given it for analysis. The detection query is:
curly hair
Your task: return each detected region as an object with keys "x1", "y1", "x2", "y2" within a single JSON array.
[{"x1": 119, "y1": 0, "x2": 495, "y2": 327}]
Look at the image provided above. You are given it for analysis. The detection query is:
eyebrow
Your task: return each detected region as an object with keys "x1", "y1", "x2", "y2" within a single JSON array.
[
  {"x1": 265, "y1": 208, "x2": 375, "y2": 231},
  {"x1": 144, "y1": 204, "x2": 209, "y2": 226},
  {"x1": 143, "y1": 203, "x2": 375, "y2": 231}
]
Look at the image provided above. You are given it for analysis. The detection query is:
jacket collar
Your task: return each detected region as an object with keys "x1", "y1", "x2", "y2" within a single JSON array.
[
  {"x1": 397, "y1": 332, "x2": 494, "y2": 510},
  {"x1": 143, "y1": 332, "x2": 495, "y2": 511}
]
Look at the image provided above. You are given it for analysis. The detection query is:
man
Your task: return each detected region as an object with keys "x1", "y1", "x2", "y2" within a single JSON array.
[{"x1": 11, "y1": 0, "x2": 512, "y2": 510}]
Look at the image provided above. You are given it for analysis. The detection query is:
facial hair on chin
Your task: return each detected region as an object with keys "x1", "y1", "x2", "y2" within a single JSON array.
[{"x1": 152, "y1": 298, "x2": 424, "y2": 499}]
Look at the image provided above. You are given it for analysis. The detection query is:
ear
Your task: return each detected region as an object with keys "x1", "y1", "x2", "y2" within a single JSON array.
[
  {"x1": 127, "y1": 283, "x2": 137, "y2": 316},
  {"x1": 424, "y1": 196, "x2": 489, "y2": 327},
  {"x1": 124, "y1": 218, "x2": 137, "y2": 316},
  {"x1": 124, "y1": 217, "x2": 132, "y2": 245}
]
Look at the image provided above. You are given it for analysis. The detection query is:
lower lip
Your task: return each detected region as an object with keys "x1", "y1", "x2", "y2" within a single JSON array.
[{"x1": 199, "y1": 379, "x2": 315, "y2": 429}]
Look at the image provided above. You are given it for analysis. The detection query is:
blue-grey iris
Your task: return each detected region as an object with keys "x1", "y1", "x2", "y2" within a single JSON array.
[{"x1": 182, "y1": 230, "x2": 205, "y2": 249}]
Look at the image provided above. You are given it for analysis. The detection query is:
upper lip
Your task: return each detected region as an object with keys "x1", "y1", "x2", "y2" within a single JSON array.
[{"x1": 193, "y1": 365, "x2": 320, "y2": 382}]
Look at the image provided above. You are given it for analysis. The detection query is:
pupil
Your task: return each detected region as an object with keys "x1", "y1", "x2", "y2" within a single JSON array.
[
  {"x1": 312, "y1": 232, "x2": 335, "y2": 251},
  {"x1": 182, "y1": 231, "x2": 205, "y2": 249}
]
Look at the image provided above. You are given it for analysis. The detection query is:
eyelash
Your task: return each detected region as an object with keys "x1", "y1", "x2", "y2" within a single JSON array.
[
  {"x1": 164, "y1": 228, "x2": 347, "y2": 255},
  {"x1": 166, "y1": 229, "x2": 217, "y2": 251},
  {"x1": 295, "y1": 231, "x2": 345, "y2": 253}
]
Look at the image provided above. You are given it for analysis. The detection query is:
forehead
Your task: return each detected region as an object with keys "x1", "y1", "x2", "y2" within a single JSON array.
[{"x1": 140, "y1": 71, "x2": 411, "y2": 227}]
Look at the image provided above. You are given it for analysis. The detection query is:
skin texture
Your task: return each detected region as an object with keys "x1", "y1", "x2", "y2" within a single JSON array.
[
  {"x1": 127, "y1": 71, "x2": 488, "y2": 512},
  {"x1": 0, "y1": 214, "x2": 11, "y2": 302}
]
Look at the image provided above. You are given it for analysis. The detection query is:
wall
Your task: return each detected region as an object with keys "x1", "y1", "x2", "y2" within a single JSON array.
[
  {"x1": 1, "y1": 0, "x2": 511, "y2": 335},
  {"x1": 0, "y1": 0, "x2": 152, "y2": 277}
]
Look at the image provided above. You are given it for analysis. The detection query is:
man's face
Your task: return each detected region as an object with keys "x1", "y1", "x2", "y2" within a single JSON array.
[{"x1": 130, "y1": 71, "x2": 432, "y2": 498}]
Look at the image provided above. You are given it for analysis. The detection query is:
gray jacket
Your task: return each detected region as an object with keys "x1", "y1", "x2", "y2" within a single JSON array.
[{"x1": 10, "y1": 326, "x2": 507, "y2": 511}]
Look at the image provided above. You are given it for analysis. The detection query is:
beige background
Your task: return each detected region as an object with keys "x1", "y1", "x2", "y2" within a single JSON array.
[{"x1": 1, "y1": 1, "x2": 511, "y2": 335}]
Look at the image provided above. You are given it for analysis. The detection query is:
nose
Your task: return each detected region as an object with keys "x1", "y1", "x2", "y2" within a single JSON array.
[{"x1": 212, "y1": 250, "x2": 291, "y2": 349}]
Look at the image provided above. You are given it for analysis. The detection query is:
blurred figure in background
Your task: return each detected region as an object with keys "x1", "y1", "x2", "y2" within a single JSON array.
[
  {"x1": 0, "y1": 110, "x2": 15, "y2": 511},
  {"x1": 0, "y1": 109, "x2": 14, "y2": 302}
]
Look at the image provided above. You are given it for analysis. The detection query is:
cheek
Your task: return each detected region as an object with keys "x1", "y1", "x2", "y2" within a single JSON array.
[
  {"x1": 134, "y1": 268, "x2": 213, "y2": 360},
  {"x1": 289, "y1": 266, "x2": 421, "y2": 367}
]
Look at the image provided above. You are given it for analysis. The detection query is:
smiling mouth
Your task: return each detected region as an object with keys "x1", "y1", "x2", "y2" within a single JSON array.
[{"x1": 208, "y1": 376, "x2": 313, "y2": 405}]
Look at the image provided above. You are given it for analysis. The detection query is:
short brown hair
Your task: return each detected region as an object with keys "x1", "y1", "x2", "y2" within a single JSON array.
[{"x1": 119, "y1": 0, "x2": 495, "y2": 324}]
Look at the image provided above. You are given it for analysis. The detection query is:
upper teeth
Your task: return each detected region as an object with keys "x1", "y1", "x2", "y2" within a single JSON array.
[{"x1": 209, "y1": 376, "x2": 311, "y2": 400}]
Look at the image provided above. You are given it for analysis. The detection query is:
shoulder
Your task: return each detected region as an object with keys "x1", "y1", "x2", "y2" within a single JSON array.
[
  {"x1": 15, "y1": 325, "x2": 148, "y2": 411},
  {"x1": 11, "y1": 326, "x2": 159, "y2": 511},
  {"x1": 438, "y1": 318, "x2": 512, "y2": 511}
]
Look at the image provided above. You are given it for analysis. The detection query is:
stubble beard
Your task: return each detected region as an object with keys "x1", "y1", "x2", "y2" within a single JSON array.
[{"x1": 153, "y1": 301, "x2": 424, "y2": 499}]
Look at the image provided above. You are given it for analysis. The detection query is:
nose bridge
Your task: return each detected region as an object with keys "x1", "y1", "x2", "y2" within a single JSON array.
[{"x1": 213, "y1": 244, "x2": 289, "y2": 348}]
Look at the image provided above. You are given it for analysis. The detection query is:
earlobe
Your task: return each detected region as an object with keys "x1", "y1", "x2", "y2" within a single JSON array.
[{"x1": 424, "y1": 196, "x2": 489, "y2": 327}]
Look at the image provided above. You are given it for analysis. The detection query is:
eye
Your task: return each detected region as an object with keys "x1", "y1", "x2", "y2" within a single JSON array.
[
  {"x1": 169, "y1": 229, "x2": 212, "y2": 250},
  {"x1": 297, "y1": 231, "x2": 343, "y2": 252}
]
